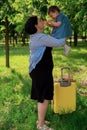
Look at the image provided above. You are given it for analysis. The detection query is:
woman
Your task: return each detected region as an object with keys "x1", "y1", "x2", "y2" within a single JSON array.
[{"x1": 25, "y1": 16, "x2": 65, "y2": 130}]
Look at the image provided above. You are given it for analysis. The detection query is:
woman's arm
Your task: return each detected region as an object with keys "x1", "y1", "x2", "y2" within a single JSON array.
[{"x1": 39, "y1": 34, "x2": 65, "y2": 47}]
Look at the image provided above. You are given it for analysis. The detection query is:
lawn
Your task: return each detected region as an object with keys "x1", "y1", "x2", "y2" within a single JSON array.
[{"x1": 0, "y1": 42, "x2": 87, "y2": 130}]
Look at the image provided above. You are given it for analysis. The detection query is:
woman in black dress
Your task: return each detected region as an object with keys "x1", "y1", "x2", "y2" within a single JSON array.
[{"x1": 25, "y1": 16, "x2": 65, "y2": 130}]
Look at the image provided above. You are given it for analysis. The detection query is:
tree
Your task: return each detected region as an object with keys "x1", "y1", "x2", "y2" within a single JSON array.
[
  {"x1": 9, "y1": 24, "x2": 18, "y2": 46},
  {"x1": 12, "y1": 0, "x2": 34, "y2": 46},
  {"x1": 0, "y1": 0, "x2": 16, "y2": 67},
  {"x1": 0, "y1": 0, "x2": 33, "y2": 67}
]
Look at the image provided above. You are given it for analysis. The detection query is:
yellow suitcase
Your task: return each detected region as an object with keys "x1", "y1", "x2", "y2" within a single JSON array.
[{"x1": 53, "y1": 67, "x2": 76, "y2": 114}]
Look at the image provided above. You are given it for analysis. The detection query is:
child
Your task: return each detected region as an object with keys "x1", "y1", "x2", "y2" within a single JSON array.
[{"x1": 47, "y1": 5, "x2": 72, "y2": 55}]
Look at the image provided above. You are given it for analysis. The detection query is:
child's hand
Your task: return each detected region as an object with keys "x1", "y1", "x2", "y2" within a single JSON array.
[
  {"x1": 43, "y1": 20, "x2": 53, "y2": 27},
  {"x1": 44, "y1": 20, "x2": 48, "y2": 26},
  {"x1": 47, "y1": 20, "x2": 53, "y2": 24},
  {"x1": 47, "y1": 20, "x2": 55, "y2": 27}
]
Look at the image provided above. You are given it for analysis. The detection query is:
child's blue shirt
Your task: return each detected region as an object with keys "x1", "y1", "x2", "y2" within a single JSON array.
[{"x1": 51, "y1": 12, "x2": 72, "y2": 39}]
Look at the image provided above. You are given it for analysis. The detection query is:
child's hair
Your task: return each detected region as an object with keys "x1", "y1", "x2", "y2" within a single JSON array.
[
  {"x1": 48, "y1": 5, "x2": 60, "y2": 14},
  {"x1": 25, "y1": 16, "x2": 38, "y2": 34}
]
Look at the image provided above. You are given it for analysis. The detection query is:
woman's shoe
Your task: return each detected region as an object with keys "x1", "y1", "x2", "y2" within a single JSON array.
[
  {"x1": 37, "y1": 124, "x2": 54, "y2": 130},
  {"x1": 36, "y1": 120, "x2": 50, "y2": 125}
]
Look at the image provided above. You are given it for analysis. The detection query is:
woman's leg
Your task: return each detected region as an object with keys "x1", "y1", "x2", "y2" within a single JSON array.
[{"x1": 37, "y1": 100, "x2": 49, "y2": 126}]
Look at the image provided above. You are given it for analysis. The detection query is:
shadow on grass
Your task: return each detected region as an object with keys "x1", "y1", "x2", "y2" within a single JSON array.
[
  {"x1": 1, "y1": 69, "x2": 87, "y2": 130},
  {"x1": 11, "y1": 69, "x2": 31, "y2": 96},
  {"x1": 0, "y1": 69, "x2": 37, "y2": 130}
]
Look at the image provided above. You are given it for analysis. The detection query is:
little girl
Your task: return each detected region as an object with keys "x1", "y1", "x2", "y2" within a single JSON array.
[{"x1": 47, "y1": 5, "x2": 72, "y2": 55}]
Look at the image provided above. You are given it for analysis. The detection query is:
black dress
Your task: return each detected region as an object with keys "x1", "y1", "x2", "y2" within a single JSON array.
[{"x1": 30, "y1": 47, "x2": 54, "y2": 103}]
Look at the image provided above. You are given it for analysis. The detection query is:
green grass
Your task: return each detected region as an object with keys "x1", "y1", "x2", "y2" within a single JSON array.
[{"x1": 0, "y1": 42, "x2": 87, "y2": 130}]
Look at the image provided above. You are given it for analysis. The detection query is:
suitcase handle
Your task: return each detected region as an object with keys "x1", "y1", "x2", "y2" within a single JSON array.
[{"x1": 60, "y1": 67, "x2": 71, "y2": 87}]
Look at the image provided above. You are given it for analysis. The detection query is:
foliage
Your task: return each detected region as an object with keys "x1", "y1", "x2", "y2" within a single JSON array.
[{"x1": 0, "y1": 0, "x2": 87, "y2": 41}]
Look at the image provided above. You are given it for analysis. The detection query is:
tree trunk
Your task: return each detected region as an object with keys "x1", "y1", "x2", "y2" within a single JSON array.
[
  {"x1": 85, "y1": 32, "x2": 87, "y2": 42},
  {"x1": 69, "y1": 37, "x2": 72, "y2": 46},
  {"x1": 9, "y1": 35, "x2": 11, "y2": 44},
  {"x1": 5, "y1": 16, "x2": 10, "y2": 67},
  {"x1": 13, "y1": 36, "x2": 15, "y2": 47},
  {"x1": 22, "y1": 32, "x2": 26, "y2": 46},
  {"x1": 74, "y1": 29, "x2": 78, "y2": 46},
  {"x1": 15, "y1": 37, "x2": 17, "y2": 45},
  {"x1": 15, "y1": 33, "x2": 18, "y2": 45}
]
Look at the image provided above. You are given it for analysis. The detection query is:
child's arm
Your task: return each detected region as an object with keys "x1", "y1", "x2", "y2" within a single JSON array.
[{"x1": 47, "y1": 20, "x2": 62, "y2": 27}]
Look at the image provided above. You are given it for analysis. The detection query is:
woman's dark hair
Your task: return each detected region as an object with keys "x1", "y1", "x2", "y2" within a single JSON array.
[
  {"x1": 25, "y1": 16, "x2": 38, "y2": 35},
  {"x1": 48, "y1": 6, "x2": 60, "y2": 14}
]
